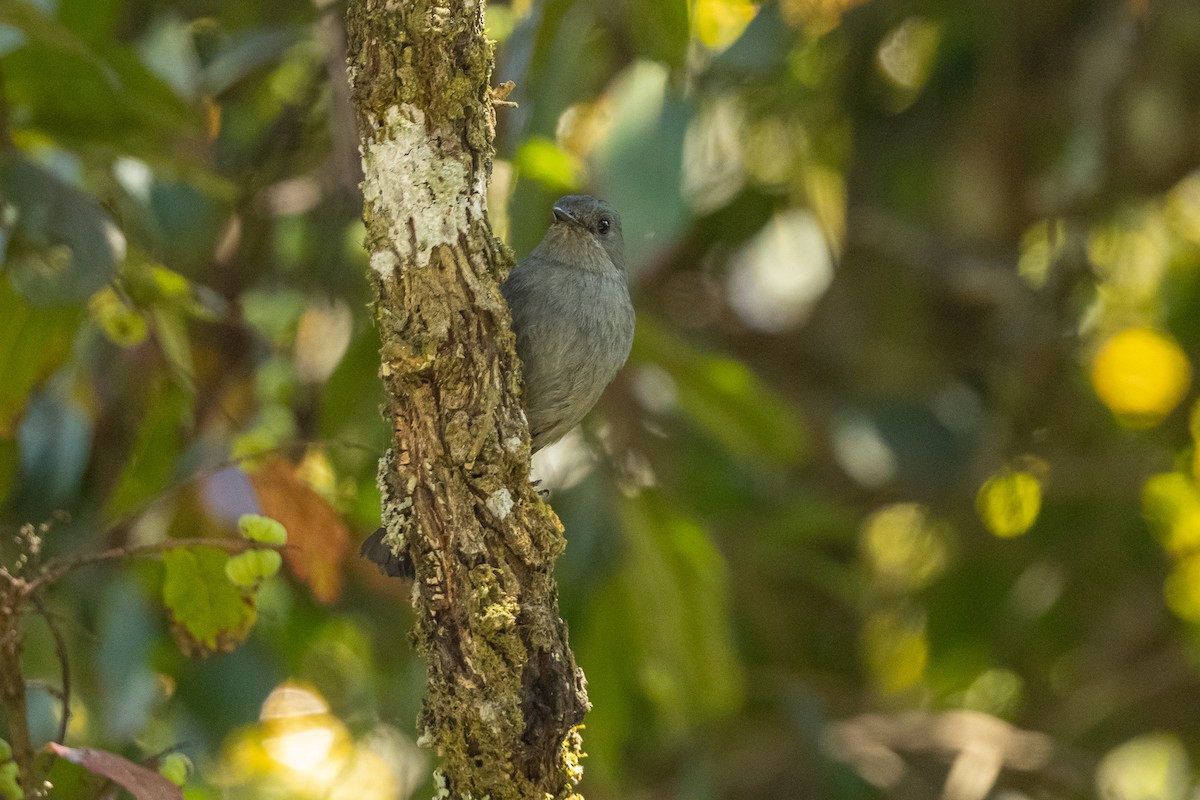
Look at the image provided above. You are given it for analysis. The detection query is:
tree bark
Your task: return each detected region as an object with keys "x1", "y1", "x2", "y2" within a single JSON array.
[{"x1": 344, "y1": 2, "x2": 589, "y2": 798}]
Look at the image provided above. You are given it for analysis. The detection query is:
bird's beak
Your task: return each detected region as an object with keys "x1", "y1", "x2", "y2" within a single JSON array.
[{"x1": 552, "y1": 206, "x2": 581, "y2": 227}]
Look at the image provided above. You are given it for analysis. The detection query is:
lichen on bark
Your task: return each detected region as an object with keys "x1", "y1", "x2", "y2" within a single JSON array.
[{"x1": 345, "y1": 1, "x2": 590, "y2": 798}]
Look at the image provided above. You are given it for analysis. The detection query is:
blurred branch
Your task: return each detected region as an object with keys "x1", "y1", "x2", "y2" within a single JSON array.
[
  {"x1": 30, "y1": 537, "x2": 283, "y2": 593},
  {"x1": 29, "y1": 595, "x2": 69, "y2": 746},
  {"x1": 0, "y1": 584, "x2": 39, "y2": 796},
  {"x1": 1045, "y1": 644, "x2": 1193, "y2": 741},
  {"x1": 825, "y1": 710, "x2": 1091, "y2": 800},
  {"x1": 315, "y1": 0, "x2": 363, "y2": 196}
]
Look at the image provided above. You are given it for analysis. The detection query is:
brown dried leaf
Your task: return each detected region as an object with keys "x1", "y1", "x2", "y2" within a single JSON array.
[{"x1": 248, "y1": 458, "x2": 348, "y2": 603}]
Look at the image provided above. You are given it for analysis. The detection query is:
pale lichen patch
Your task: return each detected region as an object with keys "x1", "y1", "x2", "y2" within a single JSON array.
[
  {"x1": 370, "y1": 249, "x2": 398, "y2": 277},
  {"x1": 360, "y1": 103, "x2": 485, "y2": 264},
  {"x1": 485, "y1": 488, "x2": 513, "y2": 520}
]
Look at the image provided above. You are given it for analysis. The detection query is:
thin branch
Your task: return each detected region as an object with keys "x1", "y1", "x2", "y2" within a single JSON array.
[
  {"x1": 0, "y1": 588, "x2": 39, "y2": 797},
  {"x1": 31, "y1": 537, "x2": 284, "y2": 593},
  {"x1": 0, "y1": 439, "x2": 380, "y2": 553},
  {"x1": 30, "y1": 596, "x2": 69, "y2": 745}
]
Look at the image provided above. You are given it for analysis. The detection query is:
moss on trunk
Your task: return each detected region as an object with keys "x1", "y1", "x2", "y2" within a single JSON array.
[{"x1": 345, "y1": 2, "x2": 589, "y2": 798}]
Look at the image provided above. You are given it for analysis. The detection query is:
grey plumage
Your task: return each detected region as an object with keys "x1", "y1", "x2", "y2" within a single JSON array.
[
  {"x1": 502, "y1": 195, "x2": 635, "y2": 452},
  {"x1": 361, "y1": 195, "x2": 634, "y2": 577}
]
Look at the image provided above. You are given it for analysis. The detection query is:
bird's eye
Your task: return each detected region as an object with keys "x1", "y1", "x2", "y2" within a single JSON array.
[{"x1": 597, "y1": 218, "x2": 611, "y2": 234}]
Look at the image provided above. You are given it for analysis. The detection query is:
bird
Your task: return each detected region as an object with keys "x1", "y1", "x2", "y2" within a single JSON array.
[{"x1": 361, "y1": 195, "x2": 635, "y2": 577}]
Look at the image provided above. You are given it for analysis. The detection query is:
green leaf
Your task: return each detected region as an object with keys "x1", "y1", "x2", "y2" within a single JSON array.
[
  {"x1": 58, "y1": 0, "x2": 123, "y2": 45},
  {"x1": 89, "y1": 286, "x2": 149, "y2": 346},
  {"x1": 1096, "y1": 733, "x2": 1192, "y2": 800},
  {"x1": 514, "y1": 136, "x2": 582, "y2": 193},
  {"x1": 0, "y1": 279, "x2": 80, "y2": 435},
  {"x1": 625, "y1": 0, "x2": 689, "y2": 67},
  {"x1": 162, "y1": 546, "x2": 257, "y2": 657},
  {"x1": 594, "y1": 60, "x2": 691, "y2": 265},
  {"x1": 635, "y1": 316, "x2": 806, "y2": 465},
  {"x1": 580, "y1": 492, "x2": 744, "y2": 771},
  {"x1": 157, "y1": 752, "x2": 192, "y2": 788},
  {"x1": 0, "y1": 439, "x2": 17, "y2": 509},
  {"x1": 104, "y1": 379, "x2": 189, "y2": 518},
  {"x1": 620, "y1": 493, "x2": 743, "y2": 725},
  {"x1": 0, "y1": 153, "x2": 122, "y2": 305},
  {"x1": 136, "y1": 14, "x2": 201, "y2": 100},
  {"x1": 0, "y1": 0, "x2": 116, "y2": 80},
  {"x1": 149, "y1": 307, "x2": 195, "y2": 391},
  {"x1": 16, "y1": 388, "x2": 93, "y2": 513},
  {"x1": 705, "y1": 1, "x2": 794, "y2": 79},
  {"x1": 0, "y1": 4, "x2": 195, "y2": 151},
  {"x1": 225, "y1": 549, "x2": 282, "y2": 587},
  {"x1": 201, "y1": 27, "x2": 302, "y2": 96},
  {"x1": 237, "y1": 513, "x2": 287, "y2": 545}
]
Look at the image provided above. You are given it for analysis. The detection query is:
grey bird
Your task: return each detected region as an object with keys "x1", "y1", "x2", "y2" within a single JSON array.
[
  {"x1": 503, "y1": 194, "x2": 635, "y2": 451},
  {"x1": 361, "y1": 195, "x2": 635, "y2": 576}
]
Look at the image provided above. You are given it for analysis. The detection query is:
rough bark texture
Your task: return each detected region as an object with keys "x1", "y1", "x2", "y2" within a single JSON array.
[{"x1": 344, "y1": 2, "x2": 589, "y2": 798}]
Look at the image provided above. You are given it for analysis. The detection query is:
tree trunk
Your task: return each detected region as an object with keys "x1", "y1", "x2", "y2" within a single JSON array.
[{"x1": 344, "y1": 2, "x2": 589, "y2": 799}]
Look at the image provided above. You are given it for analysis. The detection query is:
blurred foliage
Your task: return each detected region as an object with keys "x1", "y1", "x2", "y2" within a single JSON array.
[{"x1": 2, "y1": 0, "x2": 1200, "y2": 798}]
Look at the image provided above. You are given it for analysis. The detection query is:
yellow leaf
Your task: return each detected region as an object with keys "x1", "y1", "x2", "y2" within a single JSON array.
[
  {"x1": 1143, "y1": 472, "x2": 1200, "y2": 555},
  {"x1": 977, "y1": 470, "x2": 1042, "y2": 538},
  {"x1": 693, "y1": 0, "x2": 758, "y2": 50},
  {"x1": 860, "y1": 503, "x2": 949, "y2": 591},
  {"x1": 88, "y1": 287, "x2": 148, "y2": 347},
  {"x1": 513, "y1": 136, "x2": 581, "y2": 193},
  {"x1": 860, "y1": 609, "x2": 927, "y2": 694},
  {"x1": 1165, "y1": 554, "x2": 1200, "y2": 622}
]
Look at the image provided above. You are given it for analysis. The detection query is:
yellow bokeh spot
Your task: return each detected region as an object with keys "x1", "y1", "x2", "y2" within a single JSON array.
[
  {"x1": 779, "y1": 0, "x2": 868, "y2": 33},
  {"x1": 1191, "y1": 400, "x2": 1200, "y2": 482},
  {"x1": 961, "y1": 668, "x2": 1023, "y2": 717},
  {"x1": 860, "y1": 609, "x2": 928, "y2": 695},
  {"x1": 1086, "y1": 222, "x2": 1166, "y2": 296},
  {"x1": 977, "y1": 470, "x2": 1042, "y2": 539},
  {"x1": 1165, "y1": 554, "x2": 1200, "y2": 622},
  {"x1": 876, "y1": 17, "x2": 941, "y2": 93},
  {"x1": 1166, "y1": 172, "x2": 1200, "y2": 245},
  {"x1": 1142, "y1": 471, "x2": 1200, "y2": 556},
  {"x1": 693, "y1": 0, "x2": 759, "y2": 51},
  {"x1": 88, "y1": 287, "x2": 148, "y2": 348},
  {"x1": 861, "y1": 503, "x2": 949, "y2": 591},
  {"x1": 513, "y1": 136, "x2": 582, "y2": 193},
  {"x1": 1091, "y1": 327, "x2": 1192, "y2": 424},
  {"x1": 1096, "y1": 733, "x2": 1191, "y2": 800},
  {"x1": 1018, "y1": 219, "x2": 1066, "y2": 290},
  {"x1": 296, "y1": 448, "x2": 338, "y2": 500},
  {"x1": 216, "y1": 681, "x2": 411, "y2": 800}
]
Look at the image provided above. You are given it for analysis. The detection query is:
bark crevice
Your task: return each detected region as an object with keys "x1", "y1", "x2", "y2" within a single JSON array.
[{"x1": 346, "y1": 1, "x2": 589, "y2": 798}]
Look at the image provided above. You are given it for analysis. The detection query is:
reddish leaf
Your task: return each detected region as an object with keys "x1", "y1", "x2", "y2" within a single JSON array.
[
  {"x1": 249, "y1": 458, "x2": 348, "y2": 603},
  {"x1": 46, "y1": 743, "x2": 182, "y2": 800}
]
